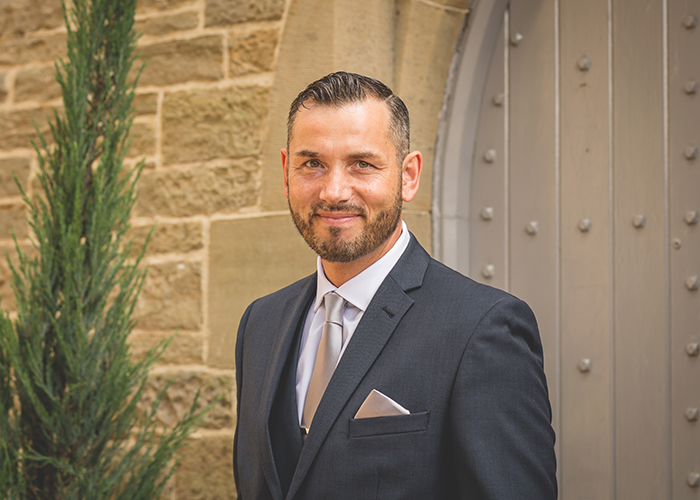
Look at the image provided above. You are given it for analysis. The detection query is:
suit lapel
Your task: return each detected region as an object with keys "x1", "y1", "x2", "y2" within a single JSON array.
[
  {"x1": 285, "y1": 236, "x2": 430, "y2": 500},
  {"x1": 256, "y1": 275, "x2": 316, "y2": 500}
]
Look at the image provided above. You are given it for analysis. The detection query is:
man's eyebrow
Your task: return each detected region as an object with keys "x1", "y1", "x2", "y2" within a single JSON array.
[
  {"x1": 347, "y1": 151, "x2": 382, "y2": 160},
  {"x1": 294, "y1": 150, "x2": 319, "y2": 158}
]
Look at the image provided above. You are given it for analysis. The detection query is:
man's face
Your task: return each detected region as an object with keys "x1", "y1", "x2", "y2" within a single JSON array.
[{"x1": 282, "y1": 99, "x2": 404, "y2": 263}]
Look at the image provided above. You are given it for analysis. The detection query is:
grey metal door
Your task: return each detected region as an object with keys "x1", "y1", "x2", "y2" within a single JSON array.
[{"x1": 434, "y1": 0, "x2": 700, "y2": 497}]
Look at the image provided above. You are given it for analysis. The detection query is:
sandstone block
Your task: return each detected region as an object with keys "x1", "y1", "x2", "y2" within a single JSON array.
[
  {"x1": 402, "y1": 210, "x2": 432, "y2": 254},
  {"x1": 133, "y1": 93, "x2": 158, "y2": 115},
  {"x1": 129, "y1": 330, "x2": 204, "y2": 365},
  {"x1": 0, "y1": 34, "x2": 66, "y2": 66},
  {"x1": 174, "y1": 435, "x2": 235, "y2": 500},
  {"x1": 208, "y1": 215, "x2": 316, "y2": 368},
  {"x1": 140, "y1": 368, "x2": 234, "y2": 429},
  {"x1": 0, "y1": 107, "x2": 54, "y2": 150},
  {"x1": 137, "y1": 35, "x2": 223, "y2": 87},
  {"x1": 135, "y1": 11, "x2": 198, "y2": 36},
  {"x1": 136, "y1": 0, "x2": 194, "y2": 14},
  {"x1": 127, "y1": 120, "x2": 156, "y2": 158},
  {"x1": 162, "y1": 85, "x2": 269, "y2": 164},
  {"x1": 0, "y1": 157, "x2": 31, "y2": 197},
  {"x1": 0, "y1": 71, "x2": 8, "y2": 103},
  {"x1": 0, "y1": 0, "x2": 63, "y2": 38},
  {"x1": 229, "y1": 29, "x2": 278, "y2": 77},
  {"x1": 128, "y1": 220, "x2": 203, "y2": 257},
  {"x1": 206, "y1": 0, "x2": 284, "y2": 26},
  {"x1": 0, "y1": 204, "x2": 27, "y2": 239},
  {"x1": 134, "y1": 261, "x2": 202, "y2": 330},
  {"x1": 14, "y1": 65, "x2": 62, "y2": 103},
  {"x1": 135, "y1": 161, "x2": 259, "y2": 217}
]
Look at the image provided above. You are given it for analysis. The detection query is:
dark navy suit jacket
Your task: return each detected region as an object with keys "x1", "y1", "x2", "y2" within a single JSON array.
[{"x1": 234, "y1": 234, "x2": 557, "y2": 499}]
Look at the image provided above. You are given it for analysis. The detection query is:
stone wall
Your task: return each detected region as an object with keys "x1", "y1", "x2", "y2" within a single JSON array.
[{"x1": 0, "y1": 0, "x2": 470, "y2": 497}]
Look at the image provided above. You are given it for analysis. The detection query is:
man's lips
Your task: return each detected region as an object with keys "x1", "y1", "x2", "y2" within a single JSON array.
[{"x1": 313, "y1": 212, "x2": 362, "y2": 225}]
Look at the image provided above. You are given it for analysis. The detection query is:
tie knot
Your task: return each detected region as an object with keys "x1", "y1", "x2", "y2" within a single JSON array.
[{"x1": 324, "y1": 292, "x2": 344, "y2": 325}]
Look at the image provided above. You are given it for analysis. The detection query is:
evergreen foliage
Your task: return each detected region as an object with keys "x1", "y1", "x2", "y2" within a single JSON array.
[{"x1": 0, "y1": 0, "x2": 210, "y2": 498}]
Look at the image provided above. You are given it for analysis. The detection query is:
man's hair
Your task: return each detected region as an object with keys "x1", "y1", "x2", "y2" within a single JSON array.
[{"x1": 287, "y1": 72, "x2": 410, "y2": 163}]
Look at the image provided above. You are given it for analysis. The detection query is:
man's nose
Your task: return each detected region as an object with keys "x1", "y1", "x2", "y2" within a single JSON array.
[{"x1": 319, "y1": 166, "x2": 352, "y2": 204}]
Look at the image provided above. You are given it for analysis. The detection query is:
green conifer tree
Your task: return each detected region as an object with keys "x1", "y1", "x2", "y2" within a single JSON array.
[{"x1": 0, "y1": 0, "x2": 209, "y2": 498}]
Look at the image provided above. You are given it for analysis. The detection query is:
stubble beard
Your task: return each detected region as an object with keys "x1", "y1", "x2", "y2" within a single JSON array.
[{"x1": 289, "y1": 186, "x2": 403, "y2": 263}]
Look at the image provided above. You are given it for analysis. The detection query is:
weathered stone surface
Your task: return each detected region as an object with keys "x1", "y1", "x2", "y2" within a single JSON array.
[
  {"x1": 0, "y1": 0, "x2": 63, "y2": 38},
  {"x1": 174, "y1": 435, "x2": 236, "y2": 500},
  {"x1": 136, "y1": 0, "x2": 194, "y2": 14},
  {"x1": 229, "y1": 29, "x2": 278, "y2": 77},
  {"x1": 0, "y1": 157, "x2": 31, "y2": 197},
  {"x1": 141, "y1": 368, "x2": 234, "y2": 429},
  {"x1": 134, "y1": 261, "x2": 202, "y2": 330},
  {"x1": 133, "y1": 92, "x2": 158, "y2": 115},
  {"x1": 429, "y1": 0, "x2": 472, "y2": 8},
  {"x1": 14, "y1": 65, "x2": 62, "y2": 103},
  {"x1": 0, "y1": 106, "x2": 54, "y2": 150},
  {"x1": 402, "y1": 209, "x2": 432, "y2": 254},
  {"x1": 208, "y1": 215, "x2": 316, "y2": 368},
  {"x1": 0, "y1": 71, "x2": 8, "y2": 103},
  {"x1": 135, "y1": 161, "x2": 259, "y2": 217},
  {"x1": 162, "y1": 85, "x2": 269, "y2": 164},
  {"x1": 135, "y1": 11, "x2": 198, "y2": 36},
  {"x1": 137, "y1": 35, "x2": 223, "y2": 87},
  {"x1": 128, "y1": 220, "x2": 203, "y2": 257},
  {"x1": 129, "y1": 330, "x2": 204, "y2": 365},
  {"x1": 127, "y1": 120, "x2": 156, "y2": 157},
  {"x1": 395, "y1": 0, "x2": 467, "y2": 211},
  {"x1": 206, "y1": 0, "x2": 284, "y2": 26},
  {"x1": 0, "y1": 243, "x2": 33, "y2": 311},
  {"x1": 0, "y1": 204, "x2": 27, "y2": 239},
  {"x1": 0, "y1": 34, "x2": 66, "y2": 66}
]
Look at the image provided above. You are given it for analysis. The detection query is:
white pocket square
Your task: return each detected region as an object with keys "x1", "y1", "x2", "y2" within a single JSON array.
[{"x1": 354, "y1": 389, "x2": 410, "y2": 419}]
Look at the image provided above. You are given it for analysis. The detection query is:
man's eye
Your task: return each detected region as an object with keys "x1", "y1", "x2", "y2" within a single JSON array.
[
  {"x1": 306, "y1": 160, "x2": 321, "y2": 168},
  {"x1": 357, "y1": 161, "x2": 371, "y2": 169}
]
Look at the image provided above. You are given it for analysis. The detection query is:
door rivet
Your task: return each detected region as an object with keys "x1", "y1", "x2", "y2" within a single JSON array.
[
  {"x1": 578, "y1": 358, "x2": 592, "y2": 373},
  {"x1": 684, "y1": 146, "x2": 699, "y2": 160},
  {"x1": 673, "y1": 238, "x2": 682, "y2": 249},
  {"x1": 525, "y1": 221, "x2": 539, "y2": 235},
  {"x1": 510, "y1": 32, "x2": 523, "y2": 46},
  {"x1": 686, "y1": 276, "x2": 700, "y2": 291},
  {"x1": 685, "y1": 211, "x2": 699, "y2": 225},
  {"x1": 632, "y1": 214, "x2": 646, "y2": 228},
  {"x1": 688, "y1": 472, "x2": 700, "y2": 488},
  {"x1": 684, "y1": 15, "x2": 698, "y2": 29},
  {"x1": 578, "y1": 218, "x2": 592, "y2": 232},
  {"x1": 684, "y1": 80, "x2": 699, "y2": 94},
  {"x1": 481, "y1": 264, "x2": 495, "y2": 279},
  {"x1": 686, "y1": 407, "x2": 700, "y2": 421},
  {"x1": 577, "y1": 56, "x2": 592, "y2": 71},
  {"x1": 492, "y1": 92, "x2": 505, "y2": 106},
  {"x1": 686, "y1": 342, "x2": 700, "y2": 356},
  {"x1": 483, "y1": 149, "x2": 497, "y2": 163},
  {"x1": 480, "y1": 207, "x2": 494, "y2": 221}
]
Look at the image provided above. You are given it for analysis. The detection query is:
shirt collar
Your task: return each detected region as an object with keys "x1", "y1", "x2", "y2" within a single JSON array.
[{"x1": 314, "y1": 220, "x2": 410, "y2": 312}]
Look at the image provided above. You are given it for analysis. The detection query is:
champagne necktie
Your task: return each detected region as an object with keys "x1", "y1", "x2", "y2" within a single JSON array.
[{"x1": 301, "y1": 292, "x2": 344, "y2": 430}]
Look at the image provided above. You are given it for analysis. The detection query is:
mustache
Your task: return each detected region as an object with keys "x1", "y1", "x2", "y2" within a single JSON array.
[{"x1": 310, "y1": 202, "x2": 367, "y2": 217}]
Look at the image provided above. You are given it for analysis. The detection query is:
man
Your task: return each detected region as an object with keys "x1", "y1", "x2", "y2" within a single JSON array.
[{"x1": 233, "y1": 72, "x2": 557, "y2": 499}]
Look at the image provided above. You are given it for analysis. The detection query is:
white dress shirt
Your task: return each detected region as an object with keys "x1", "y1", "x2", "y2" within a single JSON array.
[{"x1": 295, "y1": 221, "x2": 411, "y2": 425}]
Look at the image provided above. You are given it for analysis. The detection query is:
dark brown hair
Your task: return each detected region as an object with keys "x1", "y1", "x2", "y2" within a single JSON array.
[{"x1": 287, "y1": 72, "x2": 410, "y2": 163}]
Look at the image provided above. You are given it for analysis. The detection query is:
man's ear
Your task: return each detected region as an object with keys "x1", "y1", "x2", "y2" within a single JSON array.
[
  {"x1": 281, "y1": 148, "x2": 290, "y2": 199},
  {"x1": 401, "y1": 151, "x2": 422, "y2": 202}
]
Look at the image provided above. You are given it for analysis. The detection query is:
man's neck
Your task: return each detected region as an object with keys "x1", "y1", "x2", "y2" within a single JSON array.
[{"x1": 321, "y1": 222, "x2": 403, "y2": 287}]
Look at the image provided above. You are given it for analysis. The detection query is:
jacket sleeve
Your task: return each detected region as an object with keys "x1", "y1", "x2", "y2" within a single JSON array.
[
  {"x1": 233, "y1": 301, "x2": 255, "y2": 499},
  {"x1": 450, "y1": 297, "x2": 557, "y2": 499}
]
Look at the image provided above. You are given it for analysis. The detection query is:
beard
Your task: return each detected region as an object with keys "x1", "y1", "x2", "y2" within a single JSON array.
[{"x1": 289, "y1": 186, "x2": 403, "y2": 263}]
